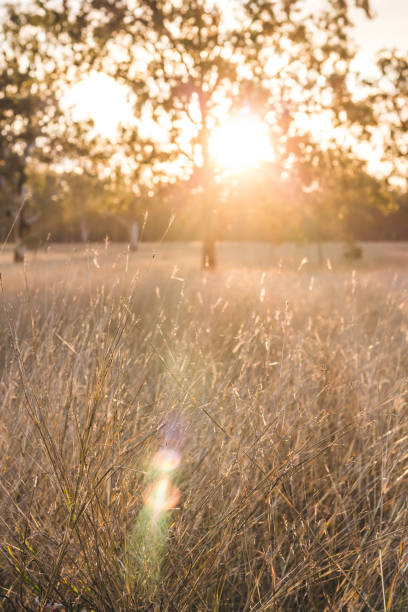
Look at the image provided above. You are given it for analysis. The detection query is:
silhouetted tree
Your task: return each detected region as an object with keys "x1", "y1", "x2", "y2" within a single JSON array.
[
  {"x1": 0, "y1": 4, "x2": 63, "y2": 260},
  {"x1": 26, "y1": 0, "x2": 375, "y2": 267},
  {"x1": 371, "y1": 51, "x2": 408, "y2": 191},
  {"x1": 0, "y1": 1, "x2": 118, "y2": 260}
]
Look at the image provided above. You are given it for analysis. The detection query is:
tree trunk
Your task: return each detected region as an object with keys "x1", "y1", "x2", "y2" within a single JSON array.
[
  {"x1": 199, "y1": 93, "x2": 217, "y2": 270},
  {"x1": 202, "y1": 237, "x2": 216, "y2": 269},
  {"x1": 8, "y1": 142, "x2": 34, "y2": 264},
  {"x1": 79, "y1": 216, "x2": 89, "y2": 243},
  {"x1": 14, "y1": 244, "x2": 26, "y2": 263},
  {"x1": 129, "y1": 221, "x2": 139, "y2": 251},
  {"x1": 202, "y1": 209, "x2": 216, "y2": 269},
  {"x1": 316, "y1": 242, "x2": 323, "y2": 265},
  {"x1": 201, "y1": 107, "x2": 217, "y2": 270},
  {"x1": 13, "y1": 189, "x2": 26, "y2": 264}
]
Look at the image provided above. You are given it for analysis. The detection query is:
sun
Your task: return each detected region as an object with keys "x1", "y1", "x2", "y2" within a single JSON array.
[{"x1": 209, "y1": 116, "x2": 274, "y2": 172}]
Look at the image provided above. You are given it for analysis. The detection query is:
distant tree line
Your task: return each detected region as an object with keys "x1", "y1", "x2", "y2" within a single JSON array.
[{"x1": 1, "y1": 166, "x2": 406, "y2": 248}]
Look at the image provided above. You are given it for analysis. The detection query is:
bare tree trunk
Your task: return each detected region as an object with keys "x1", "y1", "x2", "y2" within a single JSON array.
[
  {"x1": 317, "y1": 242, "x2": 323, "y2": 265},
  {"x1": 129, "y1": 221, "x2": 139, "y2": 251},
  {"x1": 202, "y1": 208, "x2": 216, "y2": 269},
  {"x1": 13, "y1": 183, "x2": 26, "y2": 263},
  {"x1": 202, "y1": 239, "x2": 216, "y2": 269},
  {"x1": 199, "y1": 101, "x2": 217, "y2": 270},
  {"x1": 1, "y1": 140, "x2": 35, "y2": 263},
  {"x1": 79, "y1": 216, "x2": 89, "y2": 243},
  {"x1": 14, "y1": 243, "x2": 26, "y2": 263}
]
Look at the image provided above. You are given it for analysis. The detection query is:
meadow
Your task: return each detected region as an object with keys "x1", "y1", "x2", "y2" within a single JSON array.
[{"x1": 0, "y1": 241, "x2": 407, "y2": 611}]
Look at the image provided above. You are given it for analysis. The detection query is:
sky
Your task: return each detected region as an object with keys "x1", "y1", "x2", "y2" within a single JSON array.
[
  {"x1": 3, "y1": 0, "x2": 408, "y2": 53},
  {"x1": 48, "y1": 0, "x2": 408, "y2": 155},
  {"x1": 3, "y1": 1, "x2": 407, "y2": 147},
  {"x1": 355, "y1": 0, "x2": 408, "y2": 55},
  {"x1": 3, "y1": 0, "x2": 407, "y2": 58}
]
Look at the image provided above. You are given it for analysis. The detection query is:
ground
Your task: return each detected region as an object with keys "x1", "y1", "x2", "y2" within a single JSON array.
[{"x1": 0, "y1": 242, "x2": 407, "y2": 611}]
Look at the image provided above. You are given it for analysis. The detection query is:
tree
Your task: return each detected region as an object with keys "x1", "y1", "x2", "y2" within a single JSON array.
[
  {"x1": 371, "y1": 51, "x2": 408, "y2": 191},
  {"x1": 97, "y1": 169, "x2": 150, "y2": 250},
  {"x1": 0, "y1": 1, "x2": 118, "y2": 260},
  {"x1": 0, "y1": 3, "x2": 64, "y2": 260},
  {"x1": 12, "y1": 0, "x2": 377, "y2": 266},
  {"x1": 298, "y1": 150, "x2": 392, "y2": 261},
  {"x1": 24, "y1": 0, "x2": 375, "y2": 266},
  {"x1": 100, "y1": 0, "x2": 377, "y2": 267}
]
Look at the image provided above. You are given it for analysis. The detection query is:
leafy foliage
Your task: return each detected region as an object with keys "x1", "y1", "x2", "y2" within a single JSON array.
[{"x1": 14, "y1": 0, "x2": 378, "y2": 262}]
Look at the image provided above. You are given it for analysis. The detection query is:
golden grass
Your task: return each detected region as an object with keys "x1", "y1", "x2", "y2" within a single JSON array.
[{"x1": 0, "y1": 242, "x2": 407, "y2": 610}]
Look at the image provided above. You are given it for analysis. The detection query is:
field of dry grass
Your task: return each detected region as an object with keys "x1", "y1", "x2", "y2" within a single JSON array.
[{"x1": 1, "y1": 241, "x2": 408, "y2": 610}]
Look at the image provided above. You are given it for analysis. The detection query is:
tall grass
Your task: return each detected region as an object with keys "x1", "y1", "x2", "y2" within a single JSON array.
[{"x1": 0, "y1": 243, "x2": 407, "y2": 610}]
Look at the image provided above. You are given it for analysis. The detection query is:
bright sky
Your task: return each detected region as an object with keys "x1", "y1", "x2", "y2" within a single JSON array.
[
  {"x1": 62, "y1": 72, "x2": 134, "y2": 140},
  {"x1": 64, "y1": 1, "x2": 406, "y2": 133},
  {"x1": 5, "y1": 0, "x2": 407, "y2": 173},
  {"x1": 351, "y1": 0, "x2": 408, "y2": 80},
  {"x1": 355, "y1": 0, "x2": 408, "y2": 54}
]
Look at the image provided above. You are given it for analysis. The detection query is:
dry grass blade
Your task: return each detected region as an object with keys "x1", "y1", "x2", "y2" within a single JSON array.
[{"x1": 0, "y1": 243, "x2": 407, "y2": 610}]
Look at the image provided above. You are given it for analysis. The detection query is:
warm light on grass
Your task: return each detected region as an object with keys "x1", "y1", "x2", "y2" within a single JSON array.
[{"x1": 1, "y1": 243, "x2": 408, "y2": 609}]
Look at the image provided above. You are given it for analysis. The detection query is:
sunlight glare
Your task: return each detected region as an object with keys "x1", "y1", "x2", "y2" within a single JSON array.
[
  {"x1": 63, "y1": 71, "x2": 133, "y2": 140},
  {"x1": 209, "y1": 117, "x2": 274, "y2": 172}
]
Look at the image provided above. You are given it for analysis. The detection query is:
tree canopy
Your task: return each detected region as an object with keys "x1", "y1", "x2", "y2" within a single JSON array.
[{"x1": 3, "y1": 0, "x2": 407, "y2": 262}]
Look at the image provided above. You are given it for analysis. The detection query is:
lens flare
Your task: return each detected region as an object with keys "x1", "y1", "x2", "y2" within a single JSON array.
[
  {"x1": 127, "y1": 439, "x2": 182, "y2": 589},
  {"x1": 209, "y1": 116, "x2": 274, "y2": 172},
  {"x1": 151, "y1": 448, "x2": 181, "y2": 474}
]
